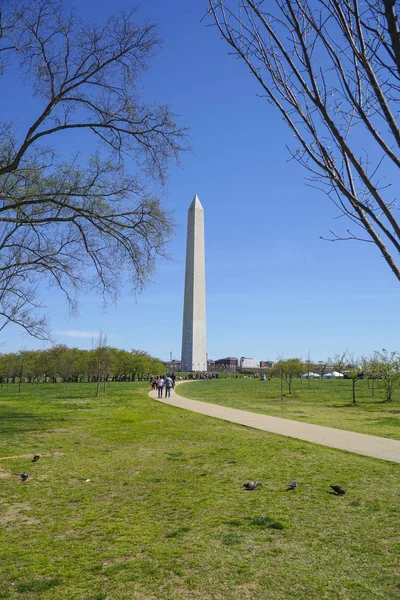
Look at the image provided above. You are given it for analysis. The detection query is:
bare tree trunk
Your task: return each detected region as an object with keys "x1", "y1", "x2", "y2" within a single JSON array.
[
  {"x1": 96, "y1": 363, "x2": 101, "y2": 399},
  {"x1": 94, "y1": 331, "x2": 108, "y2": 398}
]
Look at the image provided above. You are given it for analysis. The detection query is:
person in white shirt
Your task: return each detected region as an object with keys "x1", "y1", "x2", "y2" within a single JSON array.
[{"x1": 157, "y1": 377, "x2": 164, "y2": 398}]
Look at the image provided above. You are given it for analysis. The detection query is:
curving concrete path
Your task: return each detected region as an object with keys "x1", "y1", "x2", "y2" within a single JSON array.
[{"x1": 149, "y1": 382, "x2": 400, "y2": 464}]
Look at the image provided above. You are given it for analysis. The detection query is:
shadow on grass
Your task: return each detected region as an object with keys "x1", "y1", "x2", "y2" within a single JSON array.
[
  {"x1": 0, "y1": 411, "x2": 65, "y2": 421},
  {"x1": 247, "y1": 515, "x2": 285, "y2": 530},
  {"x1": 332, "y1": 400, "x2": 388, "y2": 408},
  {"x1": 165, "y1": 452, "x2": 184, "y2": 460},
  {"x1": 0, "y1": 407, "x2": 69, "y2": 439},
  {"x1": 165, "y1": 526, "x2": 191, "y2": 539},
  {"x1": 16, "y1": 577, "x2": 62, "y2": 593},
  {"x1": 221, "y1": 532, "x2": 243, "y2": 546},
  {"x1": 224, "y1": 519, "x2": 242, "y2": 527}
]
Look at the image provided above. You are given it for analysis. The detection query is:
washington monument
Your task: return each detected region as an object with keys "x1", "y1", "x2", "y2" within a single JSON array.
[{"x1": 181, "y1": 195, "x2": 207, "y2": 372}]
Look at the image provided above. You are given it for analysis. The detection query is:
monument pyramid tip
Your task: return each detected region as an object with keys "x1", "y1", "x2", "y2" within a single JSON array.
[{"x1": 190, "y1": 194, "x2": 203, "y2": 210}]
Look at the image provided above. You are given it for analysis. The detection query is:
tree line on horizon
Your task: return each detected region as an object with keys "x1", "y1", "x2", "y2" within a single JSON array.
[
  {"x1": 0, "y1": 345, "x2": 165, "y2": 387},
  {"x1": 1, "y1": 345, "x2": 399, "y2": 406},
  {"x1": 272, "y1": 350, "x2": 400, "y2": 403}
]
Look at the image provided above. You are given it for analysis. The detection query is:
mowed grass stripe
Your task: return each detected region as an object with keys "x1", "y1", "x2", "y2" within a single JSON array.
[{"x1": 0, "y1": 382, "x2": 398, "y2": 599}]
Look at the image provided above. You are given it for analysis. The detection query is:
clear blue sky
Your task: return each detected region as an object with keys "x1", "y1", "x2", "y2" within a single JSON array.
[{"x1": 1, "y1": 0, "x2": 399, "y2": 363}]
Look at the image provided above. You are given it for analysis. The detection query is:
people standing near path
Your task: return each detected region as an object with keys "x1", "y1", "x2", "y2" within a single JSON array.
[
  {"x1": 171, "y1": 372, "x2": 176, "y2": 388},
  {"x1": 165, "y1": 376, "x2": 173, "y2": 398},
  {"x1": 157, "y1": 376, "x2": 164, "y2": 398}
]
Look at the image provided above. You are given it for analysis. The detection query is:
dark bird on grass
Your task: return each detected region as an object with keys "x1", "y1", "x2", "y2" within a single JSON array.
[
  {"x1": 20, "y1": 472, "x2": 29, "y2": 481},
  {"x1": 32, "y1": 455, "x2": 40, "y2": 463},
  {"x1": 330, "y1": 485, "x2": 345, "y2": 495},
  {"x1": 243, "y1": 481, "x2": 262, "y2": 490},
  {"x1": 286, "y1": 481, "x2": 298, "y2": 491}
]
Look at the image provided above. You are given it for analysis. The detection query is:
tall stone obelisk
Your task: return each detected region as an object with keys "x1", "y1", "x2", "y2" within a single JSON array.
[{"x1": 181, "y1": 195, "x2": 207, "y2": 372}]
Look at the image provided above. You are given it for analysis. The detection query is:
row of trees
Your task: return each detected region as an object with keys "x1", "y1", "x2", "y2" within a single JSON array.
[
  {"x1": 0, "y1": 345, "x2": 165, "y2": 389},
  {"x1": 272, "y1": 350, "x2": 400, "y2": 403}
]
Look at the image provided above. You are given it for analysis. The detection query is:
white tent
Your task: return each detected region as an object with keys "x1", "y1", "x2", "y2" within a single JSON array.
[
  {"x1": 322, "y1": 371, "x2": 344, "y2": 379},
  {"x1": 301, "y1": 372, "x2": 321, "y2": 379}
]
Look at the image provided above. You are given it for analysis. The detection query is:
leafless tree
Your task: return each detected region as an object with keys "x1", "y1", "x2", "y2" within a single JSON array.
[
  {"x1": 304, "y1": 349, "x2": 314, "y2": 387},
  {"x1": 329, "y1": 349, "x2": 349, "y2": 383},
  {"x1": 93, "y1": 331, "x2": 108, "y2": 398},
  {"x1": 0, "y1": 0, "x2": 188, "y2": 338},
  {"x1": 208, "y1": 0, "x2": 400, "y2": 281},
  {"x1": 17, "y1": 348, "x2": 27, "y2": 393},
  {"x1": 345, "y1": 354, "x2": 362, "y2": 403}
]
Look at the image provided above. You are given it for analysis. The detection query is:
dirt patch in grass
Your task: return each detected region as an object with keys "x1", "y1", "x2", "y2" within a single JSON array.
[
  {"x1": 137, "y1": 447, "x2": 155, "y2": 457},
  {"x1": 0, "y1": 451, "x2": 64, "y2": 460},
  {"x1": 132, "y1": 594, "x2": 164, "y2": 600},
  {"x1": 0, "y1": 454, "x2": 34, "y2": 461},
  {"x1": 0, "y1": 502, "x2": 41, "y2": 525},
  {"x1": 234, "y1": 583, "x2": 259, "y2": 599},
  {"x1": 0, "y1": 467, "x2": 12, "y2": 478},
  {"x1": 162, "y1": 589, "x2": 221, "y2": 600},
  {"x1": 102, "y1": 555, "x2": 139, "y2": 567}
]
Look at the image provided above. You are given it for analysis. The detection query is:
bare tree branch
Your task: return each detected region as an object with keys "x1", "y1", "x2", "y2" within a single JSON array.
[
  {"x1": 208, "y1": 0, "x2": 400, "y2": 281},
  {"x1": 0, "y1": 0, "x2": 189, "y2": 338}
]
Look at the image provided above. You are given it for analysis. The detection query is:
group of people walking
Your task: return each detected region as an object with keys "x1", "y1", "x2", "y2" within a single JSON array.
[{"x1": 152, "y1": 373, "x2": 176, "y2": 398}]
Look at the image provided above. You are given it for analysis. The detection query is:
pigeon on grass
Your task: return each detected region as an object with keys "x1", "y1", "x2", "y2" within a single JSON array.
[
  {"x1": 32, "y1": 455, "x2": 40, "y2": 463},
  {"x1": 20, "y1": 472, "x2": 29, "y2": 481},
  {"x1": 243, "y1": 481, "x2": 262, "y2": 491},
  {"x1": 330, "y1": 485, "x2": 345, "y2": 495},
  {"x1": 286, "y1": 481, "x2": 298, "y2": 491}
]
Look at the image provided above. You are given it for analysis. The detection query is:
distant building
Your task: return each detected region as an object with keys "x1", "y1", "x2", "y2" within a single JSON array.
[
  {"x1": 260, "y1": 361, "x2": 274, "y2": 369},
  {"x1": 214, "y1": 357, "x2": 238, "y2": 370},
  {"x1": 211, "y1": 357, "x2": 274, "y2": 371},
  {"x1": 239, "y1": 357, "x2": 260, "y2": 370},
  {"x1": 169, "y1": 359, "x2": 181, "y2": 371}
]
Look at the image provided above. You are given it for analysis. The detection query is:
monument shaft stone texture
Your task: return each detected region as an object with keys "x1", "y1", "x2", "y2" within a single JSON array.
[{"x1": 181, "y1": 195, "x2": 207, "y2": 372}]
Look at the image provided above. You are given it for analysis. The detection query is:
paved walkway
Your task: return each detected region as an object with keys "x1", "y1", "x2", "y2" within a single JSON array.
[{"x1": 149, "y1": 382, "x2": 400, "y2": 464}]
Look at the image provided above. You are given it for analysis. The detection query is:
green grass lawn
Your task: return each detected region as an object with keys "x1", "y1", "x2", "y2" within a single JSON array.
[
  {"x1": 176, "y1": 378, "x2": 400, "y2": 440},
  {"x1": 0, "y1": 382, "x2": 399, "y2": 599}
]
